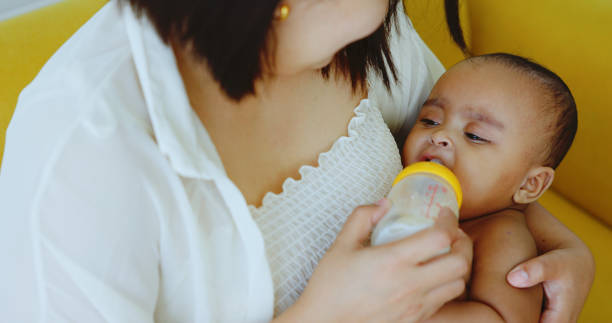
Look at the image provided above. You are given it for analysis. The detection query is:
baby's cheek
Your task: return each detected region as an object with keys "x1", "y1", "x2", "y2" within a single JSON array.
[
  {"x1": 460, "y1": 172, "x2": 517, "y2": 219},
  {"x1": 401, "y1": 140, "x2": 412, "y2": 166},
  {"x1": 456, "y1": 176, "x2": 475, "y2": 217},
  {"x1": 455, "y1": 172, "x2": 489, "y2": 218},
  {"x1": 402, "y1": 133, "x2": 423, "y2": 165}
]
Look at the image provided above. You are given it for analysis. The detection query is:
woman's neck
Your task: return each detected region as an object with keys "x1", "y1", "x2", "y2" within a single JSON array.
[{"x1": 171, "y1": 43, "x2": 367, "y2": 206}]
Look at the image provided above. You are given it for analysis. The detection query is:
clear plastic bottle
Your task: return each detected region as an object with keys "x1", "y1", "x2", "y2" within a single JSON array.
[{"x1": 371, "y1": 161, "x2": 462, "y2": 246}]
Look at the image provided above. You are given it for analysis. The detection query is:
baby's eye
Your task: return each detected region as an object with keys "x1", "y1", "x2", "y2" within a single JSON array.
[
  {"x1": 420, "y1": 118, "x2": 439, "y2": 127},
  {"x1": 465, "y1": 132, "x2": 490, "y2": 143}
]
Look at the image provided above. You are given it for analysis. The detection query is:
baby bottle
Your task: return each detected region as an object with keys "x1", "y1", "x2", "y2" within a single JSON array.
[{"x1": 371, "y1": 161, "x2": 462, "y2": 247}]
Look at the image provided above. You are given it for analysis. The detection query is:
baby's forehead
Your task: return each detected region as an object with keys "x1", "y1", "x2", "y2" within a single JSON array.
[
  {"x1": 440, "y1": 59, "x2": 552, "y2": 110},
  {"x1": 439, "y1": 54, "x2": 575, "y2": 169},
  {"x1": 433, "y1": 60, "x2": 557, "y2": 133},
  {"x1": 453, "y1": 57, "x2": 549, "y2": 93},
  {"x1": 450, "y1": 57, "x2": 527, "y2": 79}
]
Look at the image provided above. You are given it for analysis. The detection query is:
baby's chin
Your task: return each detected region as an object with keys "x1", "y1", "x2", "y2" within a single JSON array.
[
  {"x1": 459, "y1": 198, "x2": 514, "y2": 221},
  {"x1": 458, "y1": 207, "x2": 480, "y2": 221}
]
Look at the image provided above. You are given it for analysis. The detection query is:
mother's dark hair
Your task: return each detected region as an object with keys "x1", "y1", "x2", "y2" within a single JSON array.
[{"x1": 125, "y1": 0, "x2": 467, "y2": 101}]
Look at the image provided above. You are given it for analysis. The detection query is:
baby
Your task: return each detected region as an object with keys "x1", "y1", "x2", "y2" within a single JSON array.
[{"x1": 402, "y1": 53, "x2": 578, "y2": 322}]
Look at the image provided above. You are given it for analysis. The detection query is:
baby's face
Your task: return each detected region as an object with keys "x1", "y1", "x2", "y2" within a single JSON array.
[{"x1": 403, "y1": 60, "x2": 548, "y2": 219}]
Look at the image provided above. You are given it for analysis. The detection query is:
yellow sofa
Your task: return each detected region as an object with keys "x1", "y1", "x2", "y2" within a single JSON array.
[{"x1": 0, "y1": 0, "x2": 610, "y2": 321}]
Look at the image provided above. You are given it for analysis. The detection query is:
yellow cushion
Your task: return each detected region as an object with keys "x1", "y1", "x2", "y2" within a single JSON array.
[{"x1": 0, "y1": 0, "x2": 108, "y2": 165}]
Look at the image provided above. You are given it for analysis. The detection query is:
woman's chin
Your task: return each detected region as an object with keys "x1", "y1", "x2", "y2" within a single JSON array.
[{"x1": 313, "y1": 56, "x2": 335, "y2": 70}]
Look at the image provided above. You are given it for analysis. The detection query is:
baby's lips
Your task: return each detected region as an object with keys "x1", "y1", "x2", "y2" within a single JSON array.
[{"x1": 418, "y1": 153, "x2": 446, "y2": 166}]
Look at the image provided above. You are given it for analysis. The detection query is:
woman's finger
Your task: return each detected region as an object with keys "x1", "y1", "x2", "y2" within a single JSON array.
[
  {"x1": 507, "y1": 252, "x2": 560, "y2": 288},
  {"x1": 540, "y1": 307, "x2": 571, "y2": 323},
  {"x1": 383, "y1": 209, "x2": 459, "y2": 264},
  {"x1": 431, "y1": 207, "x2": 460, "y2": 234},
  {"x1": 414, "y1": 252, "x2": 469, "y2": 292},
  {"x1": 336, "y1": 200, "x2": 390, "y2": 249},
  {"x1": 422, "y1": 279, "x2": 465, "y2": 316},
  {"x1": 508, "y1": 249, "x2": 592, "y2": 323},
  {"x1": 450, "y1": 229, "x2": 473, "y2": 281},
  {"x1": 540, "y1": 280, "x2": 574, "y2": 323},
  {"x1": 382, "y1": 225, "x2": 454, "y2": 264}
]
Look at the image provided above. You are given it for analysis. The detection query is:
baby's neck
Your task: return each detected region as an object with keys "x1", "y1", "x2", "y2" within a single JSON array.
[{"x1": 459, "y1": 202, "x2": 529, "y2": 224}]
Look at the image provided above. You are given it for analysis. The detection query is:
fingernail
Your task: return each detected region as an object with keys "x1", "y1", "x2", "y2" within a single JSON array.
[
  {"x1": 372, "y1": 198, "x2": 389, "y2": 224},
  {"x1": 508, "y1": 268, "x2": 529, "y2": 287}
]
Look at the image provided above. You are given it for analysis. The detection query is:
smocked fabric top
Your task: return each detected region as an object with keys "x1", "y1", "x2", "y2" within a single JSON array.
[{"x1": 250, "y1": 98, "x2": 402, "y2": 315}]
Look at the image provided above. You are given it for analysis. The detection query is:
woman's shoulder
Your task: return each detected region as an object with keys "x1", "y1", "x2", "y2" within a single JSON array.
[
  {"x1": 3, "y1": 43, "x2": 168, "y2": 215},
  {"x1": 8, "y1": 49, "x2": 158, "y2": 176},
  {"x1": 10, "y1": 1, "x2": 149, "y2": 152},
  {"x1": 6, "y1": 2, "x2": 160, "y2": 180}
]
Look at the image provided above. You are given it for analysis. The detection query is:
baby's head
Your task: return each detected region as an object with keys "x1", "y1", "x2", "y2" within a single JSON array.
[{"x1": 402, "y1": 53, "x2": 577, "y2": 219}]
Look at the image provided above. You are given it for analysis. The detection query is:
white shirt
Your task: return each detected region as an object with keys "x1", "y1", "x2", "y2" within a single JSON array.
[{"x1": 0, "y1": 1, "x2": 444, "y2": 322}]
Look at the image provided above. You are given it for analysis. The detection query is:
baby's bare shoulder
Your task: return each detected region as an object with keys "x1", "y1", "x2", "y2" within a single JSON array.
[
  {"x1": 468, "y1": 208, "x2": 536, "y2": 270},
  {"x1": 466, "y1": 209, "x2": 542, "y2": 322}
]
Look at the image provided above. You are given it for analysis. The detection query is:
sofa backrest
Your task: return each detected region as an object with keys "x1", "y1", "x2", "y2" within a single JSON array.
[{"x1": 405, "y1": 0, "x2": 612, "y2": 226}]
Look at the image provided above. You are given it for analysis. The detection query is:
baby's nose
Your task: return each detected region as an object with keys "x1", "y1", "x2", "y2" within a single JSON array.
[{"x1": 431, "y1": 132, "x2": 452, "y2": 148}]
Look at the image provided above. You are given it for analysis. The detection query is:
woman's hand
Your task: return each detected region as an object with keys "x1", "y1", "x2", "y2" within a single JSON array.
[
  {"x1": 276, "y1": 200, "x2": 471, "y2": 323},
  {"x1": 449, "y1": 228, "x2": 473, "y2": 301},
  {"x1": 506, "y1": 202, "x2": 595, "y2": 323}
]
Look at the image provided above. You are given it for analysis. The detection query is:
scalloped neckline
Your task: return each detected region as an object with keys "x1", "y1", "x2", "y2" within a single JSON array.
[{"x1": 248, "y1": 98, "x2": 372, "y2": 213}]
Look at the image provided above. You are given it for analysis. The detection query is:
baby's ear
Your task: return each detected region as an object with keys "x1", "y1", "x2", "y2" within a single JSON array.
[{"x1": 513, "y1": 166, "x2": 555, "y2": 204}]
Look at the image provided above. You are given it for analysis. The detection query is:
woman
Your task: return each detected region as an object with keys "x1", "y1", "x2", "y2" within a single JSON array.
[{"x1": 0, "y1": 0, "x2": 592, "y2": 322}]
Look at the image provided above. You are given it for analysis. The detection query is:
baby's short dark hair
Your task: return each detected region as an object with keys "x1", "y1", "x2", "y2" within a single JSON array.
[{"x1": 470, "y1": 53, "x2": 578, "y2": 169}]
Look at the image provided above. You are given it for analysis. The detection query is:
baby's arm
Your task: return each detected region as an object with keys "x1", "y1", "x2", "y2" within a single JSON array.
[{"x1": 422, "y1": 209, "x2": 543, "y2": 323}]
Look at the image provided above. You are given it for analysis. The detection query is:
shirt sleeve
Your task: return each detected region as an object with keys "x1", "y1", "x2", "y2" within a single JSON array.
[
  {"x1": 1, "y1": 116, "x2": 162, "y2": 322},
  {"x1": 369, "y1": 1, "x2": 446, "y2": 146}
]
